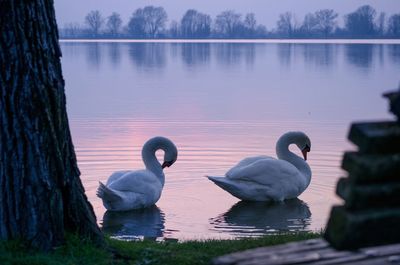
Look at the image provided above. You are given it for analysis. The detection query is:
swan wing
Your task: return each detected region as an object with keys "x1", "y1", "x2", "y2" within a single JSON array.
[
  {"x1": 99, "y1": 170, "x2": 163, "y2": 210},
  {"x1": 107, "y1": 170, "x2": 163, "y2": 198},
  {"x1": 97, "y1": 181, "x2": 148, "y2": 211},
  {"x1": 226, "y1": 155, "x2": 273, "y2": 176},
  {"x1": 227, "y1": 158, "x2": 302, "y2": 187},
  {"x1": 106, "y1": 170, "x2": 131, "y2": 186},
  {"x1": 97, "y1": 181, "x2": 121, "y2": 202}
]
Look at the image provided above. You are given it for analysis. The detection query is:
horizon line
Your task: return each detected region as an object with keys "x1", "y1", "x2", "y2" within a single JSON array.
[{"x1": 59, "y1": 38, "x2": 400, "y2": 44}]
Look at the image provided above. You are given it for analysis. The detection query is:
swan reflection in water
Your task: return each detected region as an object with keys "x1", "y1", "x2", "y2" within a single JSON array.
[
  {"x1": 210, "y1": 199, "x2": 311, "y2": 237},
  {"x1": 101, "y1": 205, "x2": 165, "y2": 240}
]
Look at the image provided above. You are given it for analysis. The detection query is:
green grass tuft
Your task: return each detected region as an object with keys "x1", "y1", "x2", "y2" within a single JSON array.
[
  {"x1": 0, "y1": 232, "x2": 321, "y2": 265},
  {"x1": 0, "y1": 234, "x2": 112, "y2": 265}
]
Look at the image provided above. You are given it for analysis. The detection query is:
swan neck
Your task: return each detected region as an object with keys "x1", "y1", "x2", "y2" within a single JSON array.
[
  {"x1": 276, "y1": 134, "x2": 312, "y2": 185},
  {"x1": 142, "y1": 141, "x2": 165, "y2": 185}
]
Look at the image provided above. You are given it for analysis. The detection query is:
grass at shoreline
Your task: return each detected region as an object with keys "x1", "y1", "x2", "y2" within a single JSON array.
[{"x1": 0, "y1": 232, "x2": 321, "y2": 265}]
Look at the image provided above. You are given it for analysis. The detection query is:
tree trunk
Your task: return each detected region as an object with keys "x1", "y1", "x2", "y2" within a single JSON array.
[{"x1": 0, "y1": 0, "x2": 103, "y2": 250}]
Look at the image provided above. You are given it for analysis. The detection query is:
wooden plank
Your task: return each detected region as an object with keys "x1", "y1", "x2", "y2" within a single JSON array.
[
  {"x1": 346, "y1": 256, "x2": 400, "y2": 265},
  {"x1": 229, "y1": 244, "x2": 400, "y2": 265},
  {"x1": 213, "y1": 239, "x2": 357, "y2": 265},
  {"x1": 348, "y1": 121, "x2": 400, "y2": 154},
  {"x1": 212, "y1": 239, "x2": 328, "y2": 265},
  {"x1": 308, "y1": 242, "x2": 400, "y2": 264},
  {"x1": 324, "y1": 206, "x2": 400, "y2": 250},
  {"x1": 307, "y1": 253, "x2": 371, "y2": 265},
  {"x1": 308, "y1": 254, "x2": 400, "y2": 265},
  {"x1": 239, "y1": 248, "x2": 352, "y2": 265},
  {"x1": 336, "y1": 177, "x2": 400, "y2": 210},
  {"x1": 341, "y1": 151, "x2": 400, "y2": 183},
  {"x1": 213, "y1": 239, "x2": 400, "y2": 265}
]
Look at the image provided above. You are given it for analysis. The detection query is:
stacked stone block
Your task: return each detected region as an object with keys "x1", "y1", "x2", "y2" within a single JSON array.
[{"x1": 325, "y1": 110, "x2": 400, "y2": 249}]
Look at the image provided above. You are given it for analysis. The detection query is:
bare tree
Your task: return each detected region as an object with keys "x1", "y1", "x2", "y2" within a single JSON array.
[
  {"x1": 215, "y1": 10, "x2": 242, "y2": 37},
  {"x1": 181, "y1": 9, "x2": 197, "y2": 37},
  {"x1": 244, "y1": 13, "x2": 257, "y2": 37},
  {"x1": 277, "y1": 12, "x2": 297, "y2": 37},
  {"x1": 345, "y1": 5, "x2": 377, "y2": 36},
  {"x1": 0, "y1": 0, "x2": 103, "y2": 250},
  {"x1": 128, "y1": 6, "x2": 167, "y2": 38},
  {"x1": 181, "y1": 9, "x2": 211, "y2": 38},
  {"x1": 388, "y1": 14, "x2": 400, "y2": 37},
  {"x1": 144, "y1": 6, "x2": 168, "y2": 37},
  {"x1": 63, "y1": 23, "x2": 81, "y2": 38},
  {"x1": 377, "y1": 12, "x2": 386, "y2": 36},
  {"x1": 301, "y1": 13, "x2": 318, "y2": 35},
  {"x1": 314, "y1": 9, "x2": 338, "y2": 37},
  {"x1": 107, "y1": 12, "x2": 122, "y2": 35},
  {"x1": 85, "y1": 10, "x2": 104, "y2": 36},
  {"x1": 197, "y1": 12, "x2": 212, "y2": 37},
  {"x1": 128, "y1": 8, "x2": 146, "y2": 37},
  {"x1": 169, "y1": 20, "x2": 179, "y2": 38}
]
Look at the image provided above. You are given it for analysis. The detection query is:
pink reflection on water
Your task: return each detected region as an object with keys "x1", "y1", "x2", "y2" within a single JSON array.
[
  {"x1": 70, "y1": 118, "x2": 350, "y2": 240},
  {"x1": 61, "y1": 42, "x2": 397, "y2": 240}
]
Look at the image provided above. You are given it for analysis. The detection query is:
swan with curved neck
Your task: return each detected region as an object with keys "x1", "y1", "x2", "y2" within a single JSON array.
[
  {"x1": 207, "y1": 131, "x2": 312, "y2": 201},
  {"x1": 97, "y1": 136, "x2": 178, "y2": 211}
]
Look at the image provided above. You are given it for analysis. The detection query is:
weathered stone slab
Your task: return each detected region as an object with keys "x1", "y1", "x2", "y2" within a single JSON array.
[
  {"x1": 336, "y1": 177, "x2": 400, "y2": 210},
  {"x1": 324, "y1": 206, "x2": 400, "y2": 250},
  {"x1": 348, "y1": 121, "x2": 400, "y2": 154},
  {"x1": 342, "y1": 152, "x2": 400, "y2": 183}
]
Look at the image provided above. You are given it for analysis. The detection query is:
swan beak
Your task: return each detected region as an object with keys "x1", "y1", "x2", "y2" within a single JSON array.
[
  {"x1": 162, "y1": 161, "x2": 172, "y2": 169},
  {"x1": 302, "y1": 145, "x2": 311, "y2": 160}
]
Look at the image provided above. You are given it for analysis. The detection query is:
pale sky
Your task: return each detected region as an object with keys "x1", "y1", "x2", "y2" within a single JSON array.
[{"x1": 54, "y1": 0, "x2": 400, "y2": 29}]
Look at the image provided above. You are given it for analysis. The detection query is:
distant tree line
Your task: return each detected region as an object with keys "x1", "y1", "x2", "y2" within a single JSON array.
[{"x1": 60, "y1": 5, "x2": 400, "y2": 39}]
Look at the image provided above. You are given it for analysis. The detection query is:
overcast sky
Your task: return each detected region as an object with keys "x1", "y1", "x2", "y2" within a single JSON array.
[{"x1": 55, "y1": 0, "x2": 400, "y2": 29}]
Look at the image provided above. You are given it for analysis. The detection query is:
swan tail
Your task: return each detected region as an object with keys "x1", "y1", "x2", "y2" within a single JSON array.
[
  {"x1": 207, "y1": 176, "x2": 240, "y2": 193},
  {"x1": 207, "y1": 175, "x2": 224, "y2": 182},
  {"x1": 96, "y1": 182, "x2": 121, "y2": 202},
  {"x1": 207, "y1": 176, "x2": 235, "y2": 187},
  {"x1": 207, "y1": 176, "x2": 247, "y2": 200}
]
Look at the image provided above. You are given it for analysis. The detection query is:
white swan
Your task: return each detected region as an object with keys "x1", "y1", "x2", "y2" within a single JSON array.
[
  {"x1": 207, "y1": 131, "x2": 312, "y2": 201},
  {"x1": 97, "y1": 136, "x2": 178, "y2": 211}
]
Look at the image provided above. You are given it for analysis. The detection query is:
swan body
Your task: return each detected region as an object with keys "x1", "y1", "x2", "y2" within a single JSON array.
[
  {"x1": 207, "y1": 131, "x2": 312, "y2": 201},
  {"x1": 97, "y1": 137, "x2": 178, "y2": 211}
]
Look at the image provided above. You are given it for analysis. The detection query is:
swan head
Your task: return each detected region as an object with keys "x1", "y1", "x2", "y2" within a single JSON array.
[
  {"x1": 277, "y1": 131, "x2": 311, "y2": 160},
  {"x1": 301, "y1": 143, "x2": 311, "y2": 161},
  {"x1": 142, "y1": 136, "x2": 178, "y2": 169},
  {"x1": 294, "y1": 132, "x2": 311, "y2": 161},
  {"x1": 161, "y1": 144, "x2": 178, "y2": 168},
  {"x1": 162, "y1": 158, "x2": 176, "y2": 169}
]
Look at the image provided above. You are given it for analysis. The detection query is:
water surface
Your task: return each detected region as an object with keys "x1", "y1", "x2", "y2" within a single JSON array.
[{"x1": 61, "y1": 41, "x2": 398, "y2": 240}]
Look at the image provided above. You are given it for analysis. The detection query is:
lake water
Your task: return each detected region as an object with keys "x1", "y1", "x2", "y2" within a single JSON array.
[{"x1": 60, "y1": 40, "x2": 399, "y2": 240}]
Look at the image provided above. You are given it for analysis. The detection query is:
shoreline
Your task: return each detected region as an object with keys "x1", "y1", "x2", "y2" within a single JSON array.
[
  {"x1": 0, "y1": 232, "x2": 321, "y2": 264},
  {"x1": 59, "y1": 38, "x2": 400, "y2": 44}
]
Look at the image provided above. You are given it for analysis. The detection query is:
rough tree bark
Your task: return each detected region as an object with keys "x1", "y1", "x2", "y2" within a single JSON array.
[{"x1": 0, "y1": 0, "x2": 103, "y2": 250}]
